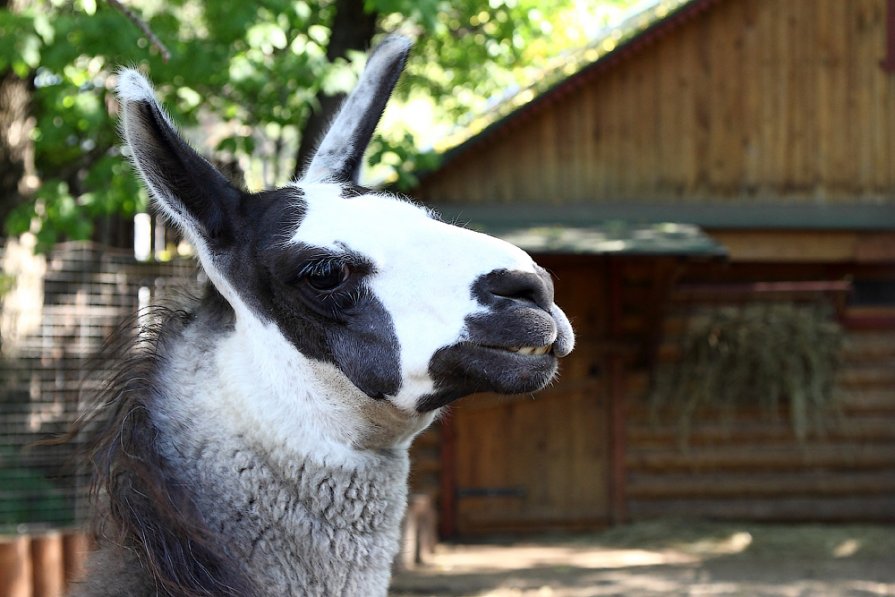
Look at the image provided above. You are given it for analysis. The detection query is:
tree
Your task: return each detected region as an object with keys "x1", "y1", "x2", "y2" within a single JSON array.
[
  {"x1": 1, "y1": 0, "x2": 632, "y2": 253},
  {"x1": 0, "y1": 0, "x2": 35, "y2": 232}
]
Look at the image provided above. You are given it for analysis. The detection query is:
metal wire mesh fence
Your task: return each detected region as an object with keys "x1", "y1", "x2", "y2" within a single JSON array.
[{"x1": 0, "y1": 241, "x2": 202, "y2": 534}]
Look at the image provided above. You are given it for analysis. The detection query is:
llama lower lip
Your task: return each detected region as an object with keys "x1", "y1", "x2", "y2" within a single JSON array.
[{"x1": 421, "y1": 342, "x2": 561, "y2": 412}]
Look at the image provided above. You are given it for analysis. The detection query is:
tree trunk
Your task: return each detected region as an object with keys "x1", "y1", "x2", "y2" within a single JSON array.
[
  {"x1": 291, "y1": 0, "x2": 377, "y2": 180},
  {"x1": 0, "y1": 0, "x2": 36, "y2": 234}
]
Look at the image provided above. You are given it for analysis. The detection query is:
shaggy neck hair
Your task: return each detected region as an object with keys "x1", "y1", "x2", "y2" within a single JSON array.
[
  {"x1": 77, "y1": 290, "x2": 253, "y2": 597},
  {"x1": 74, "y1": 287, "x2": 409, "y2": 596}
]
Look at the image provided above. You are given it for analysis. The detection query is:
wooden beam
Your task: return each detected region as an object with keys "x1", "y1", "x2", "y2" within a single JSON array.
[
  {"x1": 881, "y1": 0, "x2": 895, "y2": 71},
  {"x1": 438, "y1": 411, "x2": 458, "y2": 539},
  {"x1": 709, "y1": 230, "x2": 895, "y2": 262},
  {"x1": 607, "y1": 260, "x2": 628, "y2": 525}
]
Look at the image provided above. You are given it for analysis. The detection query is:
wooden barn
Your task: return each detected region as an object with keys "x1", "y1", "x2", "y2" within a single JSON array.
[{"x1": 408, "y1": 0, "x2": 895, "y2": 536}]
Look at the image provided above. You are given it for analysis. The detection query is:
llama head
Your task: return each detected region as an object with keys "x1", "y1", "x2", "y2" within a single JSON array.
[{"x1": 117, "y1": 36, "x2": 574, "y2": 448}]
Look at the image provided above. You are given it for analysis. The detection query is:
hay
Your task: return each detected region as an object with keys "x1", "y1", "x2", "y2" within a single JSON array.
[{"x1": 651, "y1": 302, "x2": 843, "y2": 441}]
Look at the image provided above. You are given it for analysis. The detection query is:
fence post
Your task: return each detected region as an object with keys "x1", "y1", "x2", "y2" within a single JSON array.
[
  {"x1": 62, "y1": 532, "x2": 90, "y2": 586},
  {"x1": 31, "y1": 531, "x2": 64, "y2": 597},
  {"x1": 0, "y1": 534, "x2": 32, "y2": 597}
]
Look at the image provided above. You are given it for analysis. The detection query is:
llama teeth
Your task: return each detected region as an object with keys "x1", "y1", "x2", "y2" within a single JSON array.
[{"x1": 516, "y1": 346, "x2": 550, "y2": 356}]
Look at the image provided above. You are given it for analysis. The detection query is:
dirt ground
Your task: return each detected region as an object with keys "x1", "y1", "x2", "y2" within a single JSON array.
[{"x1": 390, "y1": 520, "x2": 895, "y2": 596}]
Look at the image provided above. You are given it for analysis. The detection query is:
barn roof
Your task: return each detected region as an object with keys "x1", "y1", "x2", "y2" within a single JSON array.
[{"x1": 425, "y1": 0, "x2": 723, "y2": 174}]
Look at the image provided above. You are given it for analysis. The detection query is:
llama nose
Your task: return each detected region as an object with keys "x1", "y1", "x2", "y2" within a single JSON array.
[{"x1": 479, "y1": 270, "x2": 554, "y2": 311}]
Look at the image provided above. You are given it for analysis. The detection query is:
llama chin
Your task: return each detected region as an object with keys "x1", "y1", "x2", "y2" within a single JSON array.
[{"x1": 71, "y1": 35, "x2": 574, "y2": 597}]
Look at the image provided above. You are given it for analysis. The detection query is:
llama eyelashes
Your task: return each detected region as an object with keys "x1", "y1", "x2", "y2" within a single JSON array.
[{"x1": 296, "y1": 257, "x2": 352, "y2": 291}]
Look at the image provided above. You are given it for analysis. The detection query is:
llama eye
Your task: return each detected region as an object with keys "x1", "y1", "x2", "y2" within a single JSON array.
[{"x1": 304, "y1": 260, "x2": 350, "y2": 292}]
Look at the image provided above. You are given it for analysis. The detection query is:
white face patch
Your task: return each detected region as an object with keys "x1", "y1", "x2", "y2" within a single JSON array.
[{"x1": 290, "y1": 183, "x2": 538, "y2": 411}]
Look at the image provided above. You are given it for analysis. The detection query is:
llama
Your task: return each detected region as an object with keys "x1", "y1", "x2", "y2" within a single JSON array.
[{"x1": 70, "y1": 36, "x2": 574, "y2": 596}]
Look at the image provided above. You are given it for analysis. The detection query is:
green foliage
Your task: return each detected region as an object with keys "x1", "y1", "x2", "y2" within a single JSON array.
[
  {"x1": 651, "y1": 303, "x2": 844, "y2": 442},
  {"x1": 0, "y1": 273, "x2": 13, "y2": 299},
  {"x1": 3, "y1": 0, "x2": 634, "y2": 251}
]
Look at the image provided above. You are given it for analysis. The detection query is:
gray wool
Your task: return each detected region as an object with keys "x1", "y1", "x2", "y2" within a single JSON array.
[
  {"x1": 167, "y1": 426, "x2": 409, "y2": 596},
  {"x1": 157, "y1": 409, "x2": 410, "y2": 596},
  {"x1": 69, "y1": 307, "x2": 415, "y2": 597}
]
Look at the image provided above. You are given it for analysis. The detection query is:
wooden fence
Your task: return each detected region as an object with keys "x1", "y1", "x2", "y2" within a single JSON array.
[
  {"x1": 0, "y1": 532, "x2": 89, "y2": 597},
  {"x1": 1, "y1": 241, "x2": 202, "y2": 593}
]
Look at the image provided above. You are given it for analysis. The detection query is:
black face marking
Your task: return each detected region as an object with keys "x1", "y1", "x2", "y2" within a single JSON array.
[{"x1": 206, "y1": 187, "x2": 402, "y2": 400}]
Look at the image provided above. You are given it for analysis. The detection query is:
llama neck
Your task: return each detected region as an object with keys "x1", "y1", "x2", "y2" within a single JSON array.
[
  {"x1": 148, "y1": 310, "x2": 415, "y2": 595},
  {"x1": 161, "y1": 419, "x2": 409, "y2": 596}
]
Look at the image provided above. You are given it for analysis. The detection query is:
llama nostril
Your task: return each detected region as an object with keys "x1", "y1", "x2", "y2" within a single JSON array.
[{"x1": 480, "y1": 270, "x2": 553, "y2": 310}]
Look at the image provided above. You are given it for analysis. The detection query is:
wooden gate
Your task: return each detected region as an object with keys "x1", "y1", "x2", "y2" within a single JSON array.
[
  {"x1": 445, "y1": 259, "x2": 612, "y2": 534},
  {"x1": 450, "y1": 382, "x2": 610, "y2": 534}
]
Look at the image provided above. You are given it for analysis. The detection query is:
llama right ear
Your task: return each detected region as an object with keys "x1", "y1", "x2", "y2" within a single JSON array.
[
  {"x1": 117, "y1": 69, "x2": 240, "y2": 248},
  {"x1": 303, "y1": 35, "x2": 412, "y2": 184}
]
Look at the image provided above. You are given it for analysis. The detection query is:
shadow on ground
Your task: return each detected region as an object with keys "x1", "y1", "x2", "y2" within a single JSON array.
[{"x1": 389, "y1": 520, "x2": 895, "y2": 596}]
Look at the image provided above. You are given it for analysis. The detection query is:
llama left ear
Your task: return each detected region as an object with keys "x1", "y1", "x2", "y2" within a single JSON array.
[
  {"x1": 117, "y1": 69, "x2": 240, "y2": 249},
  {"x1": 302, "y1": 35, "x2": 412, "y2": 184}
]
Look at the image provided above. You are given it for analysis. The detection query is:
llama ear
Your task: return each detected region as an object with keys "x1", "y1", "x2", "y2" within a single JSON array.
[
  {"x1": 302, "y1": 35, "x2": 411, "y2": 184},
  {"x1": 117, "y1": 69, "x2": 240, "y2": 247}
]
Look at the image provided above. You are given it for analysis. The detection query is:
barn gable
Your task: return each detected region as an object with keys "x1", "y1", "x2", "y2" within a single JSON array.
[{"x1": 417, "y1": 0, "x2": 895, "y2": 232}]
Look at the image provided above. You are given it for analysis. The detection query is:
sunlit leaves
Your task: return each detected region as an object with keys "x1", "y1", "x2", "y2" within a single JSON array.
[{"x1": 3, "y1": 0, "x2": 639, "y2": 252}]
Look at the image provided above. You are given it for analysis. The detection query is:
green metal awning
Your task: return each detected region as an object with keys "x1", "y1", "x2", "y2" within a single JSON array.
[
  {"x1": 487, "y1": 222, "x2": 726, "y2": 256},
  {"x1": 434, "y1": 205, "x2": 727, "y2": 257}
]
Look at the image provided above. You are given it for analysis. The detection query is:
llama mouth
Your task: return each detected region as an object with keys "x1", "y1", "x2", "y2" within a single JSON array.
[
  {"x1": 494, "y1": 345, "x2": 552, "y2": 356},
  {"x1": 419, "y1": 341, "x2": 560, "y2": 412}
]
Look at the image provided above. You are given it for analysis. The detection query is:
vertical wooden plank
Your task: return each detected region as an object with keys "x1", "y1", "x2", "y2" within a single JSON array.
[
  {"x1": 623, "y1": 66, "x2": 639, "y2": 198},
  {"x1": 767, "y1": 0, "x2": 790, "y2": 191},
  {"x1": 784, "y1": 0, "x2": 809, "y2": 195},
  {"x1": 693, "y1": 12, "x2": 712, "y2": 198},
  {"x1": 30, "y1": 532, "x2": 63, "y2": 597},
  {"x1": 0, "y1": 535, "x2": 32, "y2": 597},
  {"x1": 61, "y1": 533, "x2": 89, "y2": 587},
  {"x1": 676, "y1": 18, "x2": 700, "y2": 196},
  {"x1": 642, "y1": 48, "x2": 661, "y2": 197},
  {"x1": 827, "y1": 0, "x2": 854, "y2": 194},
  {"x1": 541, "y1": 107, "x2": 560, "y2": 202},
  {"x1": 855, "y1": 0, "x2": 876, "y2": 193},
  {"x1": 868, "y1": 0, "x2": 889, "y2": 195},
  {"x1": 438, "y1": 412, "x2": 457, "y2": 538},
  {"x1": 597, "y1": 74, "x2": 616, "y2": 201},
  {"x1": 656, "y1": 23, "x2": 676, "y2": 195},
  {"x1": 611, "y1": 68, "x2": 627, "y2": 201},
  {"x1": 739, "y1": 0, "x2": 762, "y2": 193},
  {"x1": 595, "y1": 72, "x2": 614, "y2": 200},
  {"x1": 564, "y1": 84, "x2": 584, "y2": 202},
  {"x1": 880, "y1": 0, "x2": 895, "y2": 71},
  {"x1": 514, "y1": 118, "x2": 538, "y2": 202},
  {"x1": 816, "y1": 0, "x2": 834, "y2": 195},
  {"x1": 707, "y1": 0, "x2": 743, "y2": 194},
  {"x1": 580, "y1": 83, "x2": 598, "y2": 201},
  {"x1": 628, "y1": 61, "x2": 648, "y2": 198}
]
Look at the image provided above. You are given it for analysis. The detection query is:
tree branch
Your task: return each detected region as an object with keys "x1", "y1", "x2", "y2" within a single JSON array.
[{"x1": 107, "y1": 0, "x2": 171, "y2": 63}]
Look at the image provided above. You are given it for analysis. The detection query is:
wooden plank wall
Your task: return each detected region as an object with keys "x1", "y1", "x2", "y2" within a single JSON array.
[
  {"x1": 418, "y1": 0, "x2": 895, "y2": 206},
  {"x1": 625, "y1": 266, "x2": 895, "y2": 522}
]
